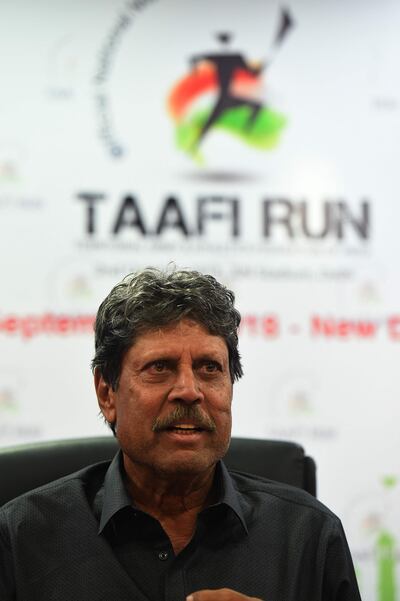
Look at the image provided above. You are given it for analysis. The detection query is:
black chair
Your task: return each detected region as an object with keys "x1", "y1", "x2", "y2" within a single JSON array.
[{"x1": 0, "y1": 436, "x2": 316, "y2": 506}]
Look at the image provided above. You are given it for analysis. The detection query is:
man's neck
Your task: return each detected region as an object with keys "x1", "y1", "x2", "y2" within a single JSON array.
[{"x1": 122, "y1": 454, "x2": 217, "y2": 553}]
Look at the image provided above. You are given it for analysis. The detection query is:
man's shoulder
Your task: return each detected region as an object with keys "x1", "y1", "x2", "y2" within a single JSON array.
[
  {"x1": 228, "y1": 468, "x2": 339, "y2": 523},
  {"x1": 0, "y1": 460, "x2": 110, "y2": 527}
]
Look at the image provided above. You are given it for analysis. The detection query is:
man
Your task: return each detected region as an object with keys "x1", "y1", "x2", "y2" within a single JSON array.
[{"x1": 0, "y1": 268, "x2": 361, "y2": 600}]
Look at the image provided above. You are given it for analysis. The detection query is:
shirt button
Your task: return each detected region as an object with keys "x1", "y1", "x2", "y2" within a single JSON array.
[{"x1": 158, "y1": 551, "x2": 169, "y2": 561}]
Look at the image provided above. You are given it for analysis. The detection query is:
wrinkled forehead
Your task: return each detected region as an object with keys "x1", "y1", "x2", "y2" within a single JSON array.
[{"x1": 127, "y1": 317, "x2": 229, "y2": 357}]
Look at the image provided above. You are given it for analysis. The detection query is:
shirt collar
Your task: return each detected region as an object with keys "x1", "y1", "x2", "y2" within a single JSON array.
[
  {"x1": 213, "y1": 460, "x2": 248, "y2": 534},
  {"x1": 98, "y1": 450, "x2": 248, "y2": 535},
  {"x1": 98, "y1": 451, "x2": 132, "y2": 534}
]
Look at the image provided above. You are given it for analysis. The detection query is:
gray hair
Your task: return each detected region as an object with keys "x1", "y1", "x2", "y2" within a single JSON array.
[{"x1": 92, "y1": 267, "x2": 243, "y2": 391}]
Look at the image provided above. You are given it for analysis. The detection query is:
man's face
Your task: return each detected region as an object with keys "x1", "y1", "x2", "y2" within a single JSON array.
[{"x1": 96, "y1": 318, "x2": 233, "y2": 479}]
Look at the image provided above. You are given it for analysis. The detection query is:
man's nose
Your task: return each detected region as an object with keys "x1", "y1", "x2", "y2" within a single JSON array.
[{"x1": 168, "y1": 366, "x2": 204, "y2": 403}]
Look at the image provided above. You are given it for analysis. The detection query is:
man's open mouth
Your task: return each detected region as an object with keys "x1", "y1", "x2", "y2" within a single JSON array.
[{"x1": 166, "y1": 424, "x2": 205, "y2": 433}]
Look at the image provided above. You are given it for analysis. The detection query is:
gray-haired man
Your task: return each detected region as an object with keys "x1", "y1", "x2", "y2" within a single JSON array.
[{"x1": 0, "y1": 268, "x2": 361, "y2": 601}]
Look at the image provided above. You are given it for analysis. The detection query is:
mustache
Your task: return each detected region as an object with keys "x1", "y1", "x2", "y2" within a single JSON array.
[{"x1": 152, "y1": 404, "x2": 217, "y2": 432}]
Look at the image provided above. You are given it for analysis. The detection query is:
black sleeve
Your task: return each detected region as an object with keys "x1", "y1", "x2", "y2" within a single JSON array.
[
  {"x1": 0, "y1": 513, "x2": 16, "y2": 601},
  {"x1": 323, "y1": 519, "x2": 362, "y2": 601}
]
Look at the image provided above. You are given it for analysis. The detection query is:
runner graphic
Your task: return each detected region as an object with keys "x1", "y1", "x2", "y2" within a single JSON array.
[
  {"x1": 167, "y1": 8, "x2": 294, "y2": 163},
  {"x1": 190, "y1": 33, "x2": 266, "y2": 148}
]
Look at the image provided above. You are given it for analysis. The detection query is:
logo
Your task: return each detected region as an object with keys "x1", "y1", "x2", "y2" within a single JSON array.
[
  {"x1": 0, "y1": 370, "x2": 20, "y2": 415},
  {"x1": 84, "y1": 1, "x2": 371, "y2": 256},
  {"x1": 263, "y1": 368, "x2": 339, "y2": 441},
  {"x1": 47, "y1": 259, "x2": 98, "y2": 308},
  {"x1": 0, "y1": 368, "x2": 44, "y2": 443},
  {"x1": 347, "y1": 476, "x2": 399, "y2": 601},
  {"x1": 167, "y1": 8, "x2": 294, "y2": 164},
  {"x1": 0, "y1": 388, "x2": 18, "y2": 413}
]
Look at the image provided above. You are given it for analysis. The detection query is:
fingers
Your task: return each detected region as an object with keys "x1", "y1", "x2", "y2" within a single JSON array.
[{"x1": 187, "y1": 588, "x2": 261, "y2": 601}]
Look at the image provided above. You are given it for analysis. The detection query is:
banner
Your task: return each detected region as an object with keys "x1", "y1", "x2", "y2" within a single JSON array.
[{"x1": 1, "y1": 1, "x2": 399, "y2": 598}]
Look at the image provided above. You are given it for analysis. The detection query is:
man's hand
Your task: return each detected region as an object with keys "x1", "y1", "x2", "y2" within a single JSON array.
[{"x1": 187, "y1": 588, "x2": 262, "y2": 601}]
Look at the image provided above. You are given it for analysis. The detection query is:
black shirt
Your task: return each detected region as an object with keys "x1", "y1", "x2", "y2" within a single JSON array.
[{"x1": 0, "y1": 452, "x2": 361, "y2": 601}]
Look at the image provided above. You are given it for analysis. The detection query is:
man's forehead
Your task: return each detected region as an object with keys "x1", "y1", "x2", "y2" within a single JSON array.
[{"x1": 129, "y1": 318, "x2": 228, "y2": 353}]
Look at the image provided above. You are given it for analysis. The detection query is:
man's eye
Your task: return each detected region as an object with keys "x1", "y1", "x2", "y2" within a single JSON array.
[
  {"x1": 203, "y1": 361, "x2": 221, "y2": 372},
  {"x1": 149, "y1": 361, "x2": 168, "y2": 372}
]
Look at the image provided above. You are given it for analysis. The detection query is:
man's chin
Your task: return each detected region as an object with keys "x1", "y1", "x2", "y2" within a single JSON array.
[
  {"x1": 121, "y1": 436, "x2": 230, "y2": 480},
  {"x1": 154, "y1": 453, "x2": 220, "y2": 478},
  {"x1": 150, "y1": 442, "x2": 230, "y2": 478}
]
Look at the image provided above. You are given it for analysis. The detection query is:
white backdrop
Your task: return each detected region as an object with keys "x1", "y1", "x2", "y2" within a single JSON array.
[{"x1": 1, "y1": 0, "x2": 399, "y2": 598}]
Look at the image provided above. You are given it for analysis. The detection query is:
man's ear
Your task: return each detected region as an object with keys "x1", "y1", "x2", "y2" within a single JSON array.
[{"x1": 94, "y1": 368, "x2": 116, "y2": 425}]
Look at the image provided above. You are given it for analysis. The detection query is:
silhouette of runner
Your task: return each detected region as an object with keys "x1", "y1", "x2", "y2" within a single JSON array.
[{"x1": 190, "y1": 33, "x2": 265, "y2": 148}]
